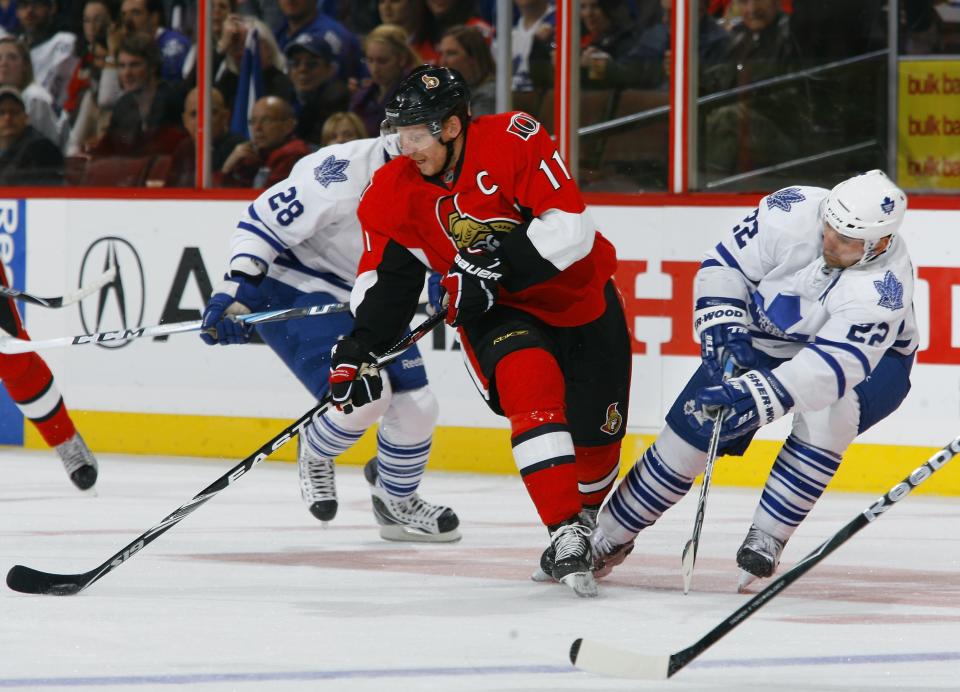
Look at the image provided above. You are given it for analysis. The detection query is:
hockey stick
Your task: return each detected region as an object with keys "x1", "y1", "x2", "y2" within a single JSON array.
[
  {"x1": 5, "y1": 309, "x2": 447, "y2": 596},
  {"x1": 0, "y1": 302, "x2": 349, "y2": 354},
  {"x1": 570, "y1": 433, "x2": 960, "y2": 680},
  {"x1": 680, "y1": 359, "x2": 736, "y2": 594},
  {"x1": 0, "y1": 265, "x2": 117, "y2": 308}
]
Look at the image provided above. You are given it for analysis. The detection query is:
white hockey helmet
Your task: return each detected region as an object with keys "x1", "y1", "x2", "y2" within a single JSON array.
[{"x1": 822, "y1": 169, "x2": 907, "y2": 242}]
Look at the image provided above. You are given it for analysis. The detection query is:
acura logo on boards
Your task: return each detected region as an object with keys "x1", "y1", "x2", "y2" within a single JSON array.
[{"x1": 77, "y1": 237, "x2": 145, "y2": 349}]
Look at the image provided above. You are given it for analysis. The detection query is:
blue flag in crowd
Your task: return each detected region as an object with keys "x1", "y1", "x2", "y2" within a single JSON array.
[{"x1": 230, "y1": 27, "x2": 264, "y2": 139}]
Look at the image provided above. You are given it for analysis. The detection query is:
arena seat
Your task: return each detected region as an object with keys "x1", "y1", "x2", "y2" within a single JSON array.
[{"x1": 82, "y1": 156, "x2": 152, "y2": 187}]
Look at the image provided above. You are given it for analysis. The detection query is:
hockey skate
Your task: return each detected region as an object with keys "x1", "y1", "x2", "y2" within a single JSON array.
[
  {"x1": 736, "y1": 524, "x2": 785, "y2": 592},
  {"x1": 540, "y1": 517, "x2": 598, "y2": 597},
  {"x1": 297, "y1": 437, "x2": 338, "y2": 522},
  {"x1": 590, "y1": 527, "x2": 635, "y2": 579},
  {"x1": 55, "y1": 432, "x2": 98, "y2": 491},
  {"x1": 531, "y1": 507, "x2": 598, "y2": 583},
  {"x1": 363, "y1": 458, "x2": 461, "y2": 543}
]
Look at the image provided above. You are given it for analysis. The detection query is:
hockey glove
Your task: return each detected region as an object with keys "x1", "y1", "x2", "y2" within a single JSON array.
[
  {"x1": 425, "y1": 272, "x2": 448, "y2": 316},
  {"x1": 440, "y1": 247, "x2": 507, "y2": 327},
  {"x1": 690, "y1": 368, "x2": 794, "y2": 442},
  {"x1": 200, "y1": 274, "x2": 261, "y2": 345},
  {"x1": 694, "y1": 297, "x2": 757, "y2": 382},
  {"x1": 329, "y1": 337, "x2": 383, "y2": 414}
]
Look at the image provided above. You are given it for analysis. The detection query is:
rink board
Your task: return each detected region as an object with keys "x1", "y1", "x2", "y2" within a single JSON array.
[{"x1": 5, "y1": 197, "x2": 960, "y2": 494}]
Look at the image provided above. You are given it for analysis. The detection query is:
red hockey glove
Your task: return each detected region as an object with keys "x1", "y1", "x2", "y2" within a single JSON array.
[
  {"x1": 329, "y1": 338, "x2": 383, "y2": 414},
  {"x1": 440, "y1": 248, "x2": 507, "y2": 327}
]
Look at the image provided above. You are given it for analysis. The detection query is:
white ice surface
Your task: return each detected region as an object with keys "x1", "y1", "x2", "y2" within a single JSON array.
[{"x1": 1, "y1": 447, "x2": 959, "y2": 691}]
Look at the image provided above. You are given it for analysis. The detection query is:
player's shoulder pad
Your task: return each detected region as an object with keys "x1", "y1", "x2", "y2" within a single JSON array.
[
  {"x1": 288, "y1": 137, "x2": 384, "y2": 197},
  {"x1": 756, "y1": 185, "x2": 827, "y2": 239},
  {"x1": 474, "y1": 111, "x2": 546, "y2": 145}
]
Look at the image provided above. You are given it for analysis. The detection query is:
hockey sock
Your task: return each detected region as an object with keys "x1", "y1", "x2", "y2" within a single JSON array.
[
  {"x1": 375, "y1": 387, "x2": 438, "y2": 498},
  {"x1": 575, "y1": 443, "x2": 621, "y2": 508},
  {"x1": 0, "y1": 353, "x2": 76, "y2": 447},
  {"x1": 600, "y1": 427, "x2": 703, "y2": 545},
  {"x1": 753, "y1": 434, "x2": 842, "y2": 542},
  {"x1": 497, "y1": 348, "x2": 580, "y2": 527}
]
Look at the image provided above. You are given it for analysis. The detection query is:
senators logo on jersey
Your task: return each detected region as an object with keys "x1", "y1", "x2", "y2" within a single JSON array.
[{"x1": 436, "y1": 193, "x2": 520, "y2": 252}]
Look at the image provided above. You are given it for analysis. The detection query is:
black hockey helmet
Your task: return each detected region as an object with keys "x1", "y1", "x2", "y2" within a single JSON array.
[{"x1": 383, "y1": 65, "x2": 471, "y2": 135}]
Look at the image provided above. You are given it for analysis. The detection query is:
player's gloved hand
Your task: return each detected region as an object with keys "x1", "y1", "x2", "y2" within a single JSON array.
[
  {"x1": 425, "y1": 272, "x2": 448, "y2": 317},
  {"x1": 329, "y1": 337, "x2": 383, "y2": 414},
  {"x1": 440, "y1": 247, "x2": 507, "y2": 327},
  {"x1": 694, "y1": 297, "x2": 757, "y2": 382},
  {"x1": 689, "y1": 368, "x2": 794, "y2": 442},
  {"x1": 200, "y1": 274, "x2": 260, "y2": 345}
]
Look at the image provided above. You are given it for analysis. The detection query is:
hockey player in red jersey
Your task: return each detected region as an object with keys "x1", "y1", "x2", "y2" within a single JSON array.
[
  {"x1": 328, "y1": 65, "x2": 633, "y2": 596},
  {"x1": 0, "y1": 263, "x2": 98, "y2": 490}
]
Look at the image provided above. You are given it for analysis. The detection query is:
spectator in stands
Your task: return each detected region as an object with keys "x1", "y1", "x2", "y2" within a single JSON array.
[
  {"x1": 700, "y1": 0, "x2": 804, "y2": 177},
  {"x1": 17, "y1": 0, "x2": 77, "y2": 107},
  {"x1": 438, "y1": 25, "x2": 496, "y2": 116},
  {"x1": 320, "y1": 110, "x2": 366, "y2": 145},
  {"x1": 89, "y1": 31, "x2": 184, "y2": 157},
  {"x1": 349, "y1": 23, "x2": 418, "y2": 136},
  {"x1": 511, "y1": 0, "x2": 555, "y2": 92},
  {"x1": 275, "y1": 0, "x2": 361, "y2": 80},
  {"x1": 166, "y1": 86, "x2": 244, "y2": 186},
  {"x1": 0, "y1": 0, "x2": 21, "y2": 35},
  {"x1": 182, "y1": 0, "x2": 234, "y2": 84},
  {"x1": 285, "y1": 32, "x2": 349, "y2": 147},
  {"x1": 63, "y1": 0, "x2": 114, "y2": 123},
  {"x1": 422, "y1": 0, "x2": 493, "y2": 65},
  {"x1": 216, "y1": 14, "x2": 295, "y2": 111},
  {"x1": 0, "y1": 86, "x2": 63, "y2": 184},
  {"x1": 0, "y1": 36, "x2": 69, "y2": 149},
  {"x1": 580, "y1": 0, "x2": 666, "y2": 89},
  {"x1": 379, "y1": 0, "x2": 432, "y2": 63},
  {"x1": 119, "y1": 0, "x2": 190, "y2": 84},
  {"x1": 218, "y1": 94, "x2": 309, "y2": 187}
]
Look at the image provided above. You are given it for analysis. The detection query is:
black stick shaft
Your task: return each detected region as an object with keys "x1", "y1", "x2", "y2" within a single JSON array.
[
  {"x1": 6, "y1": 310, "x2": 447, "y2": 595},
  {"x1": 667, "y1": 434, "x2": 960, "y2": 677}
]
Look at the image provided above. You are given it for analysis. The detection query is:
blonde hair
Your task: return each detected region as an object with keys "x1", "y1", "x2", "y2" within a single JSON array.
[
  {"x1": 363, "y1": 23, "x2": 420, "y2": 69},
  {"x1": 321, "y1": 111, "x2": 368, "y2": 145}
]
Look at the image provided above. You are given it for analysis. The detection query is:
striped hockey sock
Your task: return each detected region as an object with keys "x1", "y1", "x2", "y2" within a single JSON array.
[
  {"x1": 374, "y1": 432, "x2": 432, "y2": 498},
  {"x1": 301, "y1": 413, "x2": 364, "y2": 460},
  {"x1": 604, "y1": 442, "x2": 694, "y2": 542},
  {"x1": 753, "y1": 435, "x2": 841, "y2": 542}
]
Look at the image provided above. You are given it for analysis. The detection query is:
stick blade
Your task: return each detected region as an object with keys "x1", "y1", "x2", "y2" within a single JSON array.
[
  {"x1": 6, "y1": 565, "x2": 84, "y2": 596},
  {"x1": 680, "y1": 539, "x2": 695, "y2": 594},
  {"x1": 570, "y1": 638, "x2": 670, "y2": 680}
]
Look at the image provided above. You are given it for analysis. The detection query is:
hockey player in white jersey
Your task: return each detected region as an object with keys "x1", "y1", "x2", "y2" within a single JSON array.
[
  {"x1": 592, "y1": 170, "x2": 917, "y2": 589},
  {"x1": 199, "y1": 135, "x2": 460, "y2": 543}
]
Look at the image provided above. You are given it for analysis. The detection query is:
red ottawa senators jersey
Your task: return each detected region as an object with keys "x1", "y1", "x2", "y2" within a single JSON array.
[{"x1": 354, "y1": 111, "x2": 618, "y2": 350}]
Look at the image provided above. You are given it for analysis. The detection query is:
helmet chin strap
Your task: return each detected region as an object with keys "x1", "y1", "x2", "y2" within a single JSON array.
[{"x1": 438, "y1": 134, "x2": 458, "y2": 177}]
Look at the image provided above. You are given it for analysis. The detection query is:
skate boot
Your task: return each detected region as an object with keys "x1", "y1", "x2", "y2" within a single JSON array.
[
  {"x1": 544, "y1": 517, "x2": 597, "y2": 597},
  {"x1": 591, "y1": 527, "x2": 635, "y2": 579},
  {"x1": 297, "y1": 437, "x2": 338, "y2": 522},
  {"x1": 55, "y1": 433, "x2": 98, "y2": 491},
  {"x1": 736, "y1": 524, "x2": 785, "y2": 592},
  {"x1": 363, "y1": 458, "x2": 460, "y2": 543},
  {"x1": 532, "y1": 507, "x2": 598, "y2": 583}
]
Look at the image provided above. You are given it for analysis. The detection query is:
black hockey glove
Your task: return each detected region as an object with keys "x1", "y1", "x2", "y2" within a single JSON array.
[
  {"x1": 440, "y1": 247, "x2": 507, "y2": 327},
  {"x1": 329, "y1": 337, "x2": 383, "y2": 414}
]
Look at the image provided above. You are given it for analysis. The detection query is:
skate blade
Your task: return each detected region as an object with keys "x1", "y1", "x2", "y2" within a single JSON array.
[
  {"x1": 560, "y1": 572, "x2": 598, "y2": 598},
  {"x1": 737, "y1": 568, "x2": 758, "y2": 593},
  {"x1": 379, "y1": 525, "x2": 462, "y2": 543},
  {"x1": 531, "y1": 567, "x2": 555, "y2": 583}
]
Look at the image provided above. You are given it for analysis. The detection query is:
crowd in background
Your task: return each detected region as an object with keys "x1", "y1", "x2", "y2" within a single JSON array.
[{"x1": 0, "y1": 0, "x2": 953, "y2": 188}]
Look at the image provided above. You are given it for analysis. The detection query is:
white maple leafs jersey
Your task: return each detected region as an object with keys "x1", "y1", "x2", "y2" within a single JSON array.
[
  {"x1": 695, "y1": 185, "x2": 919, "y2": 414},
  {"x1": 228, "y1": 137, "x2": 392, "y2": 303}
]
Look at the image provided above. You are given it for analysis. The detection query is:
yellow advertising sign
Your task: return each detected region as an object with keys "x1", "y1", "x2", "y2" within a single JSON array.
[{"x1": 898, "y1": 59, "x2": 960, "y2": 190}]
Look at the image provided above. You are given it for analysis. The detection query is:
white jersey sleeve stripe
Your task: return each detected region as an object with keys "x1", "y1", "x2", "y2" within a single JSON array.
[
  {"x1": 246, "y1": 203, "x2": 286, "y2": 245},
  {"x1": 812, "y1": 337, "x2": 871, "y2": 378},
  {"x1": 805, "y1": 344, "x2": 846, "y2": 398},
  {"x1": 525, "y1": 208, "x2": 595, "y2": 271},
  {"x1": 236, "y1": 221, "x2": 287, "y2": 253}
]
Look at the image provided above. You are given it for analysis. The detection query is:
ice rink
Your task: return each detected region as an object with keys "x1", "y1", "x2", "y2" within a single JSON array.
[{"x1": 1, "y1": 446, "x2": 958, "y2": 691}]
